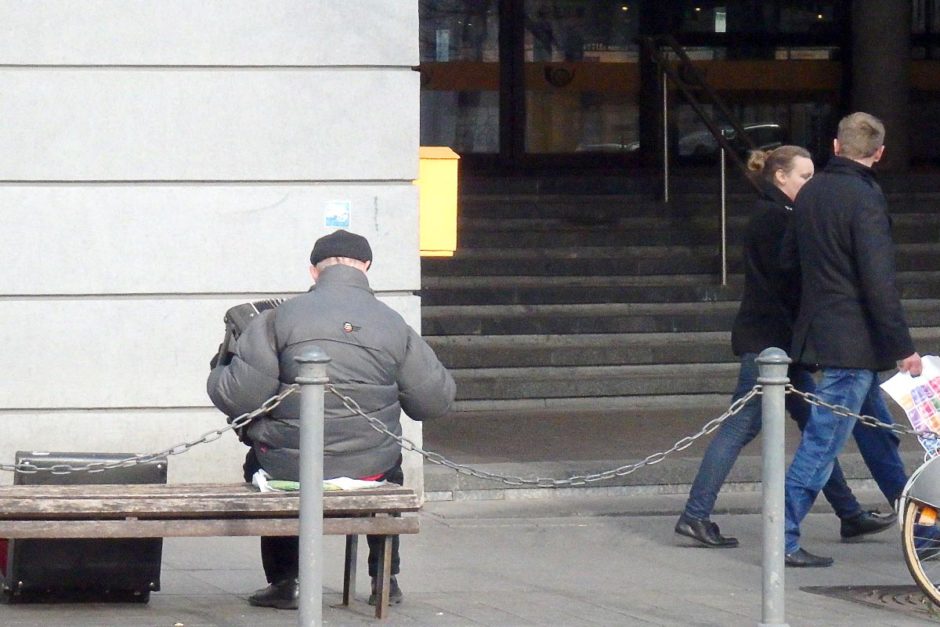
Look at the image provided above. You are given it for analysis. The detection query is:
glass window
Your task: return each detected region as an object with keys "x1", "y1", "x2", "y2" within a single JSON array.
[
  {"x1": 674, "y1": 1, "x2": 839, "y2": 35},
  {"x1": 523, "y1": 1, "x2": 641, "y2": 153},
  {"x1": 673, "y1": 102, "x2": 835, "y2": 165},
  {"x1": 419, "y1": 0, "x2": 499, "y2": 62},
  {"x1": 419, "y1": 1, "x2": 500, "y2": 153},
  {"x1": 914, "y1": 0, "x2": 928, "y2": 34},
  {"x1": 524, "y1": 1, "x2": 639, "y2": 62},
  {"x1": 778, "y1": 2, "x2": 837, "y2": 34}
]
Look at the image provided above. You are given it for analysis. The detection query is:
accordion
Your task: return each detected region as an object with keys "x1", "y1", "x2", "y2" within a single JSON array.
[{"x1": 215, "y1": 298, "x2": 284, "y2": 366}]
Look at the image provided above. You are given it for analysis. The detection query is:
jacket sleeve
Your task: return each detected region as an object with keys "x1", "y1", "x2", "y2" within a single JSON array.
[
  {"x1": 207, "y1": 309, "x2": 282, "y2": 419},
  {"x1": 396, "y1": 327, "x2": 456, "y2": 421},
  {"x1": 852, "y1": 199, "x2": 915, "y2": 360}
]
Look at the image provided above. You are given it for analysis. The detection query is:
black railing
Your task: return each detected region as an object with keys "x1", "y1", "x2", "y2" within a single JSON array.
[{"x1": 642, "y1": 34, "x2": 761, "y2": 192}]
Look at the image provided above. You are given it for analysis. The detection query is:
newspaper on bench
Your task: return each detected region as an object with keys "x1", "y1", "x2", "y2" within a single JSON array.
[{"x1": 251, "y1": 469, "x2": 386, "y2": 493}]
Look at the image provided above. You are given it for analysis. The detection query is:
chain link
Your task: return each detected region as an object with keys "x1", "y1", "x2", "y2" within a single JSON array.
[
  {"x1": 327, "y1": 384, "x2": 763, "y2": 488},
  {"x1": 787, "y1": 384, "x2": 940, "y2": 443},
  {"x1": 7, "y1": 380, "x2": 927, "y2": 485},
  {"x1": 0, "y1": 385, "x2": 299, "y2": 475}
]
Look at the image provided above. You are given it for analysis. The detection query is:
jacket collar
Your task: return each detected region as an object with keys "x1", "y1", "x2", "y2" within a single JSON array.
[
  {"x1": 758, "y1": 180, "x2": 794, "y2": 211},
  {"x1": 824, "y1": 154, "x2": 878, "y2": 182},
  {"x1": 312, "y1": 263, "x2": 373, "y2": 293}
]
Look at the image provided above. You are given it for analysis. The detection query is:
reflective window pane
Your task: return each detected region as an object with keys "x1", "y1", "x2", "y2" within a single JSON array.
[
  {"x1": 524, "y1": 1, "x2": 641, "y2": 154},
  {"x1": 419, "y1": 1, "x2": 500, "y2": 153}
]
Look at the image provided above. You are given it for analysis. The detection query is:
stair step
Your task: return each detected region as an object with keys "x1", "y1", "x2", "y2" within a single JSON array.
[
  {"x1": 451, "y1": 362, "x2": 740, "y2": 401},
  {"x1": 422, "y1": 301, "x2": 739, "y2": 335},
  {"x1": 420, "y1": 272, "x2": 940, "y2": 305},
  {"x1": 428, "y1": 326, "x2": 940, "y2": 370},
  {"x1": 427, "y1": 332, "x2": 734, "y2": 368},
  {"x1": 421, "y1": 284, "x2": 734, "y2": 306},
  {"x1": 425, "y1": 251, "x2": 728, "y2": 277},
  {"x1": 455, "y1": 220, "x2": 940, "y2": 248},
  {"x1": 424, "y1": 243, "x2": 940, "y2": 276}
]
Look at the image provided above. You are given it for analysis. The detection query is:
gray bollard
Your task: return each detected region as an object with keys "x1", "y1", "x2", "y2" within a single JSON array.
[
  {"x1": 757, "y1": 347, "x2": 790, "y2": 627},
  {"x1": 295, "y1": 349, "x2": 331, "y2": 627}
]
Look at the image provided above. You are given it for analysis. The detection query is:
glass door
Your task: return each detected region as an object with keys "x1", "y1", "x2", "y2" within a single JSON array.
[
  {"x1": 419, "y1": 1, "x2": 501, "y2": 154},
  {"x1": 522, "y1": 0, "x2": 641, "y2": 155},
  {"x1": 419, "y1": 0, "x2": 642, "y2": 165}
]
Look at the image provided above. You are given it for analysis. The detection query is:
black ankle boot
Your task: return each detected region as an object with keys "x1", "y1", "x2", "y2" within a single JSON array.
[
  {"x1": 368, "y1": 576, "x2": 403, "y2": 606},
  {"x1": 248, "y1": 578, "x2": 299, "y2": 609}
]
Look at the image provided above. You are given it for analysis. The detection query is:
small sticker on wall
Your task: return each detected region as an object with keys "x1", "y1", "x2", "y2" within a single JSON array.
[{"x1": 325, "y1": 201, "x2": 351, "y2": 228}]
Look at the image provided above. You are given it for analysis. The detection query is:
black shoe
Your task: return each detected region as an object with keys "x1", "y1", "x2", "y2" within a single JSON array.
[
  {"x1": 368, "y1": 576, "x2": 403, "y2": 606},
  {"x1": 840, "y1": 510, "x2": 897, "y2": 541},
  {"x1": 674, "y1": 513, "x2": 739, "y2": 548},
  {"x1": 785, "y1": 548, "x2": 833, "y2": 568},
  {"x1": 248, "y1": 578, "x2": 299, "y2": 610}
]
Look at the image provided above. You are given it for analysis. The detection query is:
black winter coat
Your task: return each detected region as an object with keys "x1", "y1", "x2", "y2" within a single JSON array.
[
  {"x1": 782, "y1": 156, "x2": 914, "y2": 371},
  {"x1": 731, "y1": 183, "x2": 801, "y2": 356}
]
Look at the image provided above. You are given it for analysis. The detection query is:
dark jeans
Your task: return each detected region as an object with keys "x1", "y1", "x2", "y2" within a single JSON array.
[
  {"x1": 243, "y1": 450, "x2": 404, "y2": 583},
  {"x1": 784, "y1": 368, "x2": 907, "y2": 553},
  {"x1": 684, "y1": 353, "x2": 904, "y2": 522}
]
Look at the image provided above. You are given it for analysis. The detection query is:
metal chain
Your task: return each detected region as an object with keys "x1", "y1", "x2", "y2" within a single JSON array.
[
  {"x1": 787, "y1": 384, "x2": 940, "y2": 443},
  {"x1": 327, "y1": 384, "x2": 763, "y2": 488},
  {"x1": 0, "y1": 385, "x2": 299, "y2": 475},
  {"x1": 11, "y1": 379, "x2": 926, "y2": 483}
]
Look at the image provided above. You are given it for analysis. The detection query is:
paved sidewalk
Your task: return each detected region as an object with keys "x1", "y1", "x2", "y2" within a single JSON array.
[{"x1": 0, "y1": 490, "x2": 936, "y2": 626}]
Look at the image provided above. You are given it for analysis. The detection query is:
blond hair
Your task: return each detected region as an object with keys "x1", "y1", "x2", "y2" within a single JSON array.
[
  {"x1": 837, "y1": 112, "x2": 885, "y2": 159},
  {"x1": 746, "y1": 145, "x2": 811, "y2": 187}
]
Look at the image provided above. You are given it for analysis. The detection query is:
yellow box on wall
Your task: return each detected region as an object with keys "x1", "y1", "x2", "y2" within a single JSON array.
[{"x1": 416, "y1": 146, "x2": 459, "y2": 257}]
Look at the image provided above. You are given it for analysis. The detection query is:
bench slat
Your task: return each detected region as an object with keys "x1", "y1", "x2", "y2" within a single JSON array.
[
  {"x1": 0, "y1": 483, "x2": 415, "y2": 500},
  {"x1": 0, "y1": 484, "x2": 419, "y2": 518},
  {"x1": 0, "y1": 516, "x2": 419, "y2": 539}
]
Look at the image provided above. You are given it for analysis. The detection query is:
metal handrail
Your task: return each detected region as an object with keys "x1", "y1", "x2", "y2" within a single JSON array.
[
  {"x1": 642, "y1": 34, "x2": 761, "y2": 192},
  {"x1": 643, "y1": 35, "x2": 764, "y2": 286}
]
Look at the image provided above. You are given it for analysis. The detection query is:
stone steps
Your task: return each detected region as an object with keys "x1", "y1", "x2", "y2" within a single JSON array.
[
  {"x1": 452, "y1": 362, "x2": 740, "y2": 404},
  {"x1": 421, "y1": 184, "x2": 940, "y2": 411},
  {"x1": 427, "y1": 326, "x2": 940, "y2": 370},
  {"x1": 433, "y1": 327, "x2": 940, "y2": 410},
  {"x1": 420, "y1": 271, "x2": 940, "y2": 306},
  {"x1": 455, "y1": 220, "x2": 940, "y2": 249},
  {"x1": 424, "y1": 242, "x2": 940, "y2": 276},
  {"x1": 422, "y1": 301, "x2": 739, "y2": 336}
]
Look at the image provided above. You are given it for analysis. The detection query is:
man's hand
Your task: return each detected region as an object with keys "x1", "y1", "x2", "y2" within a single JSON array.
[{"x1": 899, "y1": 352, "x2": 923, "y2": 377}]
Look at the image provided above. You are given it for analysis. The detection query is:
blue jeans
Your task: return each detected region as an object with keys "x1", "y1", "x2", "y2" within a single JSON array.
[
  {"x1": 684, "y1": 354, "x2": 861, "y2": 521},
  {"x1": 784, "y1": 368, "x2": 907, "y2": 553}
]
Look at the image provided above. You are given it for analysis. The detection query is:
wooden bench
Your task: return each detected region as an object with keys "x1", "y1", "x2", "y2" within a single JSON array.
[{"x1": 0, "y1": 482, "x2": 419, "y2": 619}]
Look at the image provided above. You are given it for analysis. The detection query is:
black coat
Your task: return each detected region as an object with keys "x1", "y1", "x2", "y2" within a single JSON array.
[
  {"x1": 731, "y1": 183, "x2": 801, "y2": 355},
  {"x1": 783, "y1": 156, "x2": 914, "y2": 371}
]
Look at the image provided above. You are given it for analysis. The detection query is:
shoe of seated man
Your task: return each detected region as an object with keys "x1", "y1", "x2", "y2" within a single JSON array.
[
  {"x1": 248, "y1": 578, "x2": 299, "y2": 609},
  {"x1": 840, "y1": 509, "x2": 897, "y2": 541},
  {"x1": 368, "y1": 575, "x2": 403, "y2": 606},
  {"x1": 674, "y1": 512, "x2": 739, "y2": 548}
]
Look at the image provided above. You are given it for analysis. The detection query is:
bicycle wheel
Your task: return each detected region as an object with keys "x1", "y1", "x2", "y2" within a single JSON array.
[{"x1": 902, "y1": 499, "x2": 940, "y2": 606}]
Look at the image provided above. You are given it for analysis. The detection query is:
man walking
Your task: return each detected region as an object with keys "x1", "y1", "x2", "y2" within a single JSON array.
[{"x1": 782, "y1": 112, "x2": 921, "y2": 567}]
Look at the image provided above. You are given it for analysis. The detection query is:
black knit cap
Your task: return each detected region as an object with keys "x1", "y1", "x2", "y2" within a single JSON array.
[{"x1": 309, "y1": 229, "x2": 373, "y2": 266}]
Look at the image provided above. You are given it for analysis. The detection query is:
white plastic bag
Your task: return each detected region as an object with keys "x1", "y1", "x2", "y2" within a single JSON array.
[{"x1": 881, "y1": 355, "x2": 940, "y2": 458}]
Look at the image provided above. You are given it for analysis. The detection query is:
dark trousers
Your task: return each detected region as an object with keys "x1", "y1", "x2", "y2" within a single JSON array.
[{"x1": 243, "y1": 450, "x2": 403, "y2": 583}]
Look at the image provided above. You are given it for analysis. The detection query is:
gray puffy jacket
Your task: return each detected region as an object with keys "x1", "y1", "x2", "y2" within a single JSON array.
[{"x1": 207, "y1": 264, "x2": 456, "y2": 480}]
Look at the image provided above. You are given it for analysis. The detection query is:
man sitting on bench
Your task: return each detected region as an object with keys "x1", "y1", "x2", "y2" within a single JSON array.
[{"x1": 208, "y1": 229, "x2": 456, "y2": 610}]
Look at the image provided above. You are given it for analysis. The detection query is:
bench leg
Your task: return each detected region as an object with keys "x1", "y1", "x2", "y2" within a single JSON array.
[
  {"x1": 342, "y1": 534, "x2": 358, "y2": 606},
  {"x1": 374, "y1": 535, "x2": 392, "y2": 619}
]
